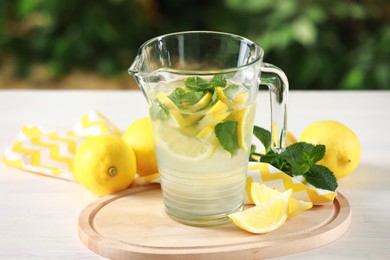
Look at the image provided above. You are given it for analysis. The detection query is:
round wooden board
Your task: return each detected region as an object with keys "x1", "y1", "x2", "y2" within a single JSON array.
[{"x1": 78, "y1": 183, "x2": 351, "y2": 259}]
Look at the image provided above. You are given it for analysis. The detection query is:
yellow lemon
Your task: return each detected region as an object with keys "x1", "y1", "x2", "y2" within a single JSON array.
[
  {"x1": 229, "y1": 189, "x2": 292, "y2": 234},
  {"x1": 298, "y1": 120, "x2": 361, "y2": 179},
  {"x1": 123, "y1": 117, "x2": 158, "y2": 177},
  {"x1": 250, "y1": 183, "x2": 312, "y2": 218},
  {"x1": 73, "y1": 135, "x2": 136, "y2": 196}
]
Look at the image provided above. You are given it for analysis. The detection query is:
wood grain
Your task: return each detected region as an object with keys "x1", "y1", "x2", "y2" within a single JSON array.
[{"x1": 78, "y1": 183, "x2": 351, "y2": 259}]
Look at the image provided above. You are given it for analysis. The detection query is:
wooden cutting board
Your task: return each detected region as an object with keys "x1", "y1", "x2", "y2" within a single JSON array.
[{"x1": 78, "y1": 183, "x2": 351, "y2": 259}]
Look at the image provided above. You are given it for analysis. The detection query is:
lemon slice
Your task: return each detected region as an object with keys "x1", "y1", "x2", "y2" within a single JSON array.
[
  {"x1": 216, "y1": 86, "x2": 249, "y2": 110},
  {"x1": 156, "y1": 93, "x2": 208, "y2": 127},
  {"x1": 229, "y1": 189, "x2": 292, "y2": 234},
  {"x1": 216, "y1": 87, "x2": 231, "y2": 105},
  {"x1": 196, "y1": 125, "x2": 217, "y2": 145},
  {"x1": 233, "y1": 92, "x2": 248, "y2": 107},
  {"x1": 233, "y1": 104, "x2": 256, "y2": 151},
  {"x1": 197, "y1": 100, "x2": 230, "y2": 130},
  {"x1": 156, "y1": 93, "x2": 178, "y2": 111},
  {"x1": 251, "y1": 183, "x2": 313, "y2": 218},
  {"x1": 208, "y1": 100, "x2": 229, "y2": 115},
  {"x1": 183, "y1": 92, "x2": 212, "y2": 112},
  {"x1": 157, "y1": 124, "x2": 215, "y2": 161}
]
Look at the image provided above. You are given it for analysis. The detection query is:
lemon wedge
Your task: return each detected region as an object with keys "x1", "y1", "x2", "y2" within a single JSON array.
[
  {"x1": 229, "y1": 189, "x2": 292, "y2": 234},
  {"x1": 157, "y1": 124, "x2": 215, "y2": 161},
  {"x1": 251, "y1": 183, "x2": 313, "y2": 218}
]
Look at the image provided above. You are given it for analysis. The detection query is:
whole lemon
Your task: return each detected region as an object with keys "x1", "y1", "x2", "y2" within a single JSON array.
[
  {"x1": 73, "y1": 135, "x2": 137, "y2": 196},
  {"x1": 298, "y1": 120, "x2": 361, "y2": 179},
  {"x1": 122, "y1": 117, "x2": 158, "y2": 176}
]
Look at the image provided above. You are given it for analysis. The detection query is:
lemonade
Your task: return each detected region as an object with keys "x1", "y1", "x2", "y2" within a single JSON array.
[{"x1": 149, "y1": 75, "x2": 256, "y2": 226}]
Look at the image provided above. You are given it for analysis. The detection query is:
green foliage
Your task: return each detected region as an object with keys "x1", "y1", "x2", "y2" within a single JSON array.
[
  {"x1": 251, "y1": 126, "x2": 338, "y2": 191},
  {"x1": 0, "y1": 0, "x2": 389, "y2": 89}
]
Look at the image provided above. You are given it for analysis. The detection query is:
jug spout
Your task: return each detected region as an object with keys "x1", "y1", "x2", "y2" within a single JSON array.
[
  {"x1": 128, "y1": 53, "x2": 151, "y2": 102},
  {"x1": 128, "y1": 52, "x2": 144, "y2": 77}
]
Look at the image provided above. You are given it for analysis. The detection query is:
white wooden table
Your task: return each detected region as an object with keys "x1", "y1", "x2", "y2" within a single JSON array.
[{"x1": 0, "y1": 90, "x2": 389, "y2": 259}]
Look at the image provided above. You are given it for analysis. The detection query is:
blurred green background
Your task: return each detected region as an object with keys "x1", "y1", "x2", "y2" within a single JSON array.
[{"x1": 0, "y1": 0, "x2": 389, "y2": 89}]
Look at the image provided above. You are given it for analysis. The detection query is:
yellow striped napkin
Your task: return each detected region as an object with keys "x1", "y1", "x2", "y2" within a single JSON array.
[{"x1": 2, "y1": 110, "x2": 335, "y2": 205}]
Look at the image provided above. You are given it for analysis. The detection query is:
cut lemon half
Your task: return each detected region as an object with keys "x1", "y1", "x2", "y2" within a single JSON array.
[
  {"x1": 157, "y1": 124, "x2": 215, "y2": 161},
  {"x1": 251, "y1": 183, "x2": 313, "y2": 218},
  {"x1": 229, "y1": 189, "x2": 292, "y2": 234}
]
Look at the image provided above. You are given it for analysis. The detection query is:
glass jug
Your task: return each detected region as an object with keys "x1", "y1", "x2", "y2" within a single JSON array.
[{"x1": 129, "y1": 31, "x2": 288, "y2": 226}]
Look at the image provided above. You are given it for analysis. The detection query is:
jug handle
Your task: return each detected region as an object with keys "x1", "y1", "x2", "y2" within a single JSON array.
[{"x1": 259, "y1": 63, "x2": 289, "y2": 154}]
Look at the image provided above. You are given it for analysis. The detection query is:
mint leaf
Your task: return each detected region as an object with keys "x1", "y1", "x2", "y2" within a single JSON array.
[
  {"x1": 215, "y1": 121, "x2": 240, "y2": 157},
  {"x1": 260, "y1": 150, "x2": 288, "y2": 170},
  {"x1": 168, "y1": 87, "x2": 186, "y2": 102},
  {"x1": 253, "y1": 126, "x2": 271, "y2": 153},
  {"x1": 184, "y1": 77, "x2": 212, "y2": 91},
  {"x1": 304, "y1": 164, "x2": 338, "y2": 191},
  {"x1": 149, "y1": 101, "x2": 169, "y2": 121},
  {"x1": 250, "y1": 125, "x2": 338, "y2": 191},
  {"x1": 184, "y1": 75, "x2": 226, "y2": 91},
  {"x1": 280, "y1": 142, "x2": 325, "y2": 176},
  {"x1": 208, "y1": 75, "x2": 227, "y2": 88},
  {"x1": 168, "y1": 88, "x2": 204, "y2": 109}
]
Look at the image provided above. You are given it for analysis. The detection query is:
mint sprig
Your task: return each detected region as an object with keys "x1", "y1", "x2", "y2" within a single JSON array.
[
  {"x1": 184, "y1": 77, "x2": 211, "y2": 91},
  {"x1": 168, "y1": 88, "x2": 205, "y2": 109},
  {"x1": 184, "y1": 75, "x2": 227, "y2": 91},
  {"x1": 251, "y1": 126, "x2": 338, "y2": 191},
  {"x1": 215, "y1": 121, "x2": 240, "y2": 157}
]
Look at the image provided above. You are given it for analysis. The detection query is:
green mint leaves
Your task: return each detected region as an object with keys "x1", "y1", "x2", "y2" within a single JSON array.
[
  {"x1": 251, "y1": 126, "x2": 338, "y2": 191},
  {"x1": 168, "y1": 88, "x2": 204, "y2": 109},
  {"x1": 167, "y1": 75, "x2": 227, "y2": 109},
  {"x1": 253, "y1": 126, "x2": 271, "y2": 154},
  {"x1": 215, "y1": 121, "x2": 240, "y2": 157},
  {"x1": 152, "y1": 75, "x2": 242, "y2": 158},
  {"x1": 280, "y1": 142, "x2": 325, "y2": 176},
  {"x1": 305, "y1": 165, "x2": 338, "y2": 191},
  {"x1": 184, "y1": 75, "x2": 226, "y2": 91}
]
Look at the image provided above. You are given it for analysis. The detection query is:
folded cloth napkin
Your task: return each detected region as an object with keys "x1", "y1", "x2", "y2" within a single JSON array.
[{"x1": 2, "y1": 110, "x2": 336, "y2": 205}]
